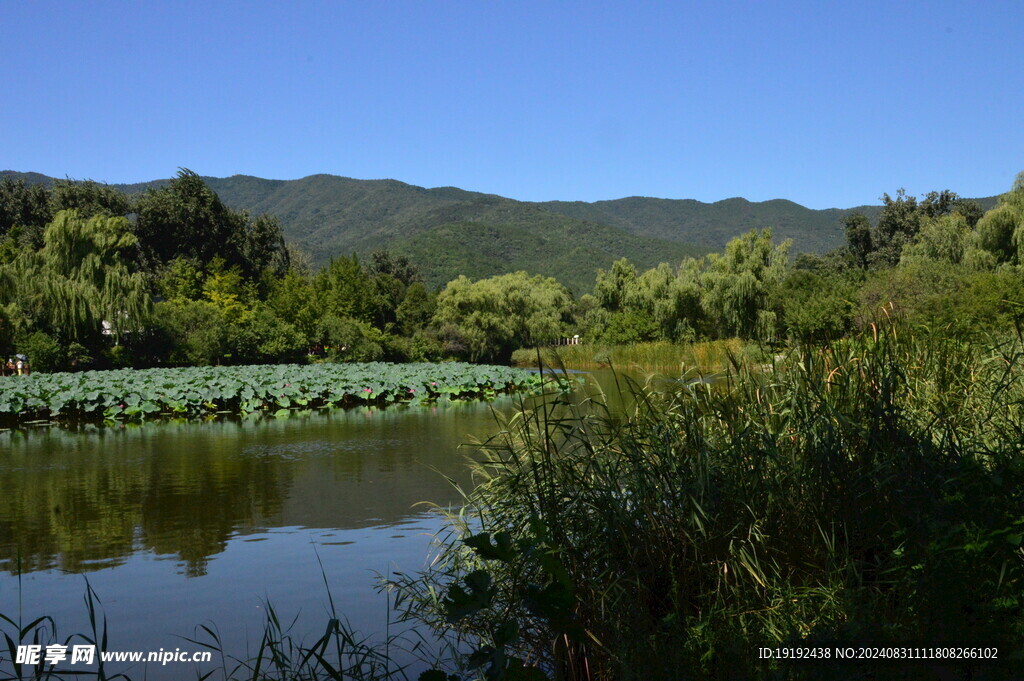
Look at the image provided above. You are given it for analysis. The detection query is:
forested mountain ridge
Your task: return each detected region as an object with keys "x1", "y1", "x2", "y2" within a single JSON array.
[{"x1": 1, "y1": 170, "x2": 999, "y2": 290}]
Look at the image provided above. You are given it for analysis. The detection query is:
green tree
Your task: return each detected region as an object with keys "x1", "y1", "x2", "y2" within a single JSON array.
[
  {"x1": 313, "y1": 254, "x2": 377, "y2": 324},
  {"x1": 593, "y1": 258, "x2": 637, "y2": 312},
  {"x1": 267, "y1": 268, "x2": 320, "y2": 343},
  {"x1": 434, "y1": 271, "x2": 573, "y2": 361},
  {"x1": 901, "y1": 213, "x2": 971, "y2": 266},
  {"x1": 871, "y1": 189, "x2": 921, "y2": 267},
  {"x1": 154, "y1": 299, "x2": 230, "y2": 366},
  {"x1": 50, "y1": 179, "x2": 132, "y2": 220},
  {"x1": 133, "y1": 169, "x2": 287, "y2": 278},
  {"x1": 0, "y1": 178, "x2": 51, "y2": 251},
  {"x1": 698, "y1": 228, "x2": 790, "y2": 340},
  {"x1": 0, "y1": 210, "x2": 151, "y2": 347},
  {"x1": 318, "y1": 314, "x2": 385, "y2": 362},
  {"x1": 395, "y1": 281, "x2": 436, "y2": 335},
  {"x1": 970, "y1": 172, "x2": 1024, "y2": 266},
  {"x1": 777, "y1": 270, "x2": 854, "y2": 343},
  {"x1": 844, "y1": 212, "x2": 873, "y2": 269}
]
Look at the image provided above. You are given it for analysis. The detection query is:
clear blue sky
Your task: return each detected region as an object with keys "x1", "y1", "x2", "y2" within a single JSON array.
[{"x1": 2, "y1": 0, "x2": 1021, "y2": 208}]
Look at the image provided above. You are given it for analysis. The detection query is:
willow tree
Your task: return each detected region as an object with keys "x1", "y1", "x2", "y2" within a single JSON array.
[
  {"x1": 434, "y1": 271, "x2": 573, "y2": 361},
  {"x1": 696, "y1": 228, "x2": 791, "y2": 340},
  {"x1": 0, "y1": 210, "x2": 151, "y2": 343},
  {"x1": 970, "y1": 172, "x2": 1024, "y2": 267}
]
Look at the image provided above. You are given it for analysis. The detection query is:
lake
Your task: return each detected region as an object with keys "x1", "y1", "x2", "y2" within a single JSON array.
[
  {"x1": 0, "y1": 367, "x2": 657, "y2": 679},
  {"x1": 0, "y1": 397, "x2": 530, "y2": 679}
]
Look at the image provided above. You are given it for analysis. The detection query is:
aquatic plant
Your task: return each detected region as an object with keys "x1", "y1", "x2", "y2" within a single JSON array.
[{"x1": 0, "y1": 362, "x2": 561, "y2": 425}]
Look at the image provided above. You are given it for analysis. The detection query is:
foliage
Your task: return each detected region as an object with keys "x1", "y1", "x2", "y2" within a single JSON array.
[
  {"x1": 510, "y1": 338, "x2": 750, "y2": 374},
  {"x1": 586, "y1": 229, "x2": 789, "y2": 345},
  {"x1": 0, "y1": 210, "x2": 151, "y2": 346},
  {"x1": 318, "y1": 315, "x2": 385, "y2": 362},
  {"x1": 133, "y1": 169, "x2": 288, "y2": 278},
  {"x1": 970, "y1": 174, "x2": 1024, "y2": 266},
  {"x1": 153, "y1": 299, "x2": 231, "y2": 366},
  {"x1": 776, "y1": 270, "x2": 855, "y2": 343},
  {"x1": 857, "y1": 261, "x2": 1024, "y2": 334},
  {"x1": 13, "y1": 331, "x2": 66, "y2": 373},
  {"x1": 434, "y1": 272, "x2": 573, "y2": 362},
  {"x1": 395, "y1": 322, "x2": 1024, "y2": 680},
  {"x1": 843, "y1": 212, "x2": 872, "y2": 269},
  {"x1": 0, "y1": 177, "x2": 51, "y2": 244},
  {"x1": 50, "y1": 178, "x2": 132, "y2": 220},
  {"x1": 900, "y1": 212, "x2": 972, "y2": 265}
]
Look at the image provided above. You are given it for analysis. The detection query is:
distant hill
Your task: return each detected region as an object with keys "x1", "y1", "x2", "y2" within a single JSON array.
[
  {"x1": 1, "y1": 170, "x2": 1001, "y2": 291},
  {"x1": 537, "y1": 194, "x2": 1000, "y2": 254}
]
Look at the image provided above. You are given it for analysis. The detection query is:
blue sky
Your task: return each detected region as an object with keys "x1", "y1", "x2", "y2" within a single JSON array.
[{"x1": 2, "y1": 0, "x2": 1021, "y2": 208}]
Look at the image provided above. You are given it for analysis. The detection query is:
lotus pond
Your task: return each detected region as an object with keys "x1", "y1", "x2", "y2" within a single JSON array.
[
  {"x1": 0, "y1": 365, "x2": 609, "y2": 680},
  {"x1": 0, "y1": 361, "x2": 562, "y2": 425}
]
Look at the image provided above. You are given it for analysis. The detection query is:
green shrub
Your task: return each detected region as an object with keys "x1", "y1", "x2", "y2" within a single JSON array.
[{"x1": 14, "y1": 330, "x2": 64, "y2": 372}]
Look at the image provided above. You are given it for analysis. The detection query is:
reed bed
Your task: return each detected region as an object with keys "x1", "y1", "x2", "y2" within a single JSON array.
[
  {"x1": 510, "y1": 339, "x2": 761, "y2": 375},
  {"x1": 395, "y1": 321, "x2": 1024, "y2": 680}
]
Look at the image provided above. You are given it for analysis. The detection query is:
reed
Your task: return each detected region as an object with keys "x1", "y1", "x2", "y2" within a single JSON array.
[
  {"x1": 509, "y1": 339, "x2": 763, "y2": 375},
  {"x1": 395, "y1": 321, "x2": 1024, "y2": 680}
]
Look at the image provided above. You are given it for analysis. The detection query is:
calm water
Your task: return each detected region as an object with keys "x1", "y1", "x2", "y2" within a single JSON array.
[
  {"x1": 0, "y1": 399, "x2": 526, "y2": 679},
  {"x1": 0, "y1": 369, "x2": 654, "y2": 679}
]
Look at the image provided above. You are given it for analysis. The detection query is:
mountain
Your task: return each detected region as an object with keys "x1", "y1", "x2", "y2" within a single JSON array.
[
  {"x1": 538, "y1": 194, "x2": 1000, "y2": 254},
  {"x1": 1, "y1": 170, "x2": 1001, "y2": 291}
]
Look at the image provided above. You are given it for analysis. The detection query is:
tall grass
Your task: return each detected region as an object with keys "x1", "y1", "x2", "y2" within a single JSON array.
[
  {"x1": 393, "y1": 321, "x2": 1024, "y2": 680},
  {"x1": 509, "y1": 339, "x2": 764, "y2": 374}
]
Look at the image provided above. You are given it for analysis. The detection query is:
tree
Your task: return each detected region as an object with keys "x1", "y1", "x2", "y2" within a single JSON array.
[
  {"x1": 369, "y1": 249, "x2": 421, "y2": 287},
  {"x1": 901, "y1": 213, "x2": 971, "y2": 266},
  {"x1": 871, "y1": 189, "x2": 922, "y2": 267},
  {"x1": 0, "y1": 178, "x2": 51, "y2": 249},
  {"x1": 313, "y1": 254, "x2": 377, "y2": 324},
  {"x1": 395, "y1": 281, "x2": 436, "y2": 335},
  {"x1": 434, "y1": 272, "x2": 573, "y2": 361},
  {"x1": 133, "y1": 169, "x2": 287, "y2": 278},
  {"x1": 844, "y1": 212, "x2": 873, "y2": 269},
  {"x1": 593, "y1": 258, "x2": 637, "y2": 312},
  {"x1": 777, "y1": 270, "x2": 854, "y2": 343},
  {"x1": 235, "y1": 213, "x2": 290, "y2": 279},
  {"x1": 698, "y1": 228, "x2": 790, "y2": 340},
  {"x1": 970, "y1": 172, "x2": 1024, "y2": 266},
  {"x1": 0, "y1": 210, "x2": 151, "y2": 345},
  {"x1": 50, "y1": 179, "x2": 131, "y2": 220}
]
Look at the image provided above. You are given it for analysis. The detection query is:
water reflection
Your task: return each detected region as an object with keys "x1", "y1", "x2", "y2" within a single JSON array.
[
  {"x1": 0, "y1": 372, "x2": 677, "y2": 679},
  {"x1": 0, "y1": 402, "x2": 503, "y2": 578}
]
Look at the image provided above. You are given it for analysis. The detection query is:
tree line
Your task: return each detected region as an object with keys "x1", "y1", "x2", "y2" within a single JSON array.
[{"x1": 2, "y1": 171, "x2": 1023, "y2": 371}]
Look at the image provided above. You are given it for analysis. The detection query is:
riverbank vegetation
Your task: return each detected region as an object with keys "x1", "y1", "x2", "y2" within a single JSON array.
[
  {"x1": 391, "y1": 319, "x2": 1024, "y2": 680},
  {"x1": 3, "y1": 171, "x2": 1024, "y2": 373},
  {"x1": 509, "y1": 338, "x2": 761, "y2": 374},
  {"x1": 11, "y1": 319, "x2": 1021, "y2": 680}
]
